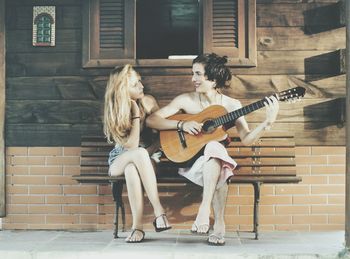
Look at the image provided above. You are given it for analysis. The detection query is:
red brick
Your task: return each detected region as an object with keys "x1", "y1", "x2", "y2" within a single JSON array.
[
  {"x1": 7, "y1": 205, "x2": 28, "y2": 214},
  {"x1": 311, "y1": 147, "x2": 345, "y2": 155},
  {"x1": 329, "y1": 215, "x2": 345, "y2": 224},
  {"x1": 311, "y1": 185, "x2": 345, "y2": 195},
  {"x1": 46, "y1": 196, "x2": 80, "y2": 204},
  {"x1": 261, "y1": 196, "x2": 292, "y2": 205},
  {"x1": 28, "y1": 147, "x2": 62, "y2": 156},
  {"x1": 328, "y1": 196, "x2": 345, "y2": 205},
  {"x1": 46, "y1": 157, "x2": 80, "y2": 166},
  {"x1": 296, "y1": 156, "x2": 327, "y2": 165},
  {"x1": 311, "y1": 205, "x2": 344, "y2": 214},
  {"x1": 12, "y1": 156, "x2": 46, "y2": 166},
  {"x1": 46, "y1": 215, "x2": 80, "y2": 224},
  {"x1": 328, "y1": 156, "x2": 345, "y2": 165},
  {"x1": 6, "y1": 166, "x2": 29, "y2": 175},
  {"x1": 7, "y1": 214, "x2": 45, "y2": 224},
  {"x1": 7, "y1": 147, "x2": 28, "y2": 156},
  {"x1": 29, "y1": 186, "x2": 62, "y2": 195},
  {"x1": 46, "y1": 176, "x2": 76, "y2": 185},
  {"x1": 11, "y1": 176, "x2": 46, "y2": 185},
  {"x1": 7, "y1": 185, "x2": 29, "y2": 194},
  {"x1": 29, "y1": 205, "x2": 62, "y2": 214},
  {"x1": 63, "y1": 166, "x2": 80, "y2": 176},
  {"x1": 293, "y1": 195, "x2": 327, "y2": 205},
  {"x1": 30, "y1": 166, "x2": 63, "y2": 175},
  {"x1": 63, "y1": 205, "x2": 97, "y2": 214},
  {"x1": 275, "y1": 205, "x2": 310, "y2": 215},
  {"x1": 64, "y1": 186, "x2": 98, "y2": 195},
  {"x1": 311, "y1": 225, "x2": 344, "y2": 231},
  {"x1": 295, "y1": 147, "x2": 311, "y2": 155},
  {"x1": 275, "y1": 185, "x2": 310, "y2": 195},
  {"x1": 10, "y1": 196, "x2": 45, "y2": 204},
  {"x1": 293, "y1": 215, "x2": 327, "y2": 224},
  {"x1": 300, "y1": 175, "x2": 327, "y2": 184},
  {"x1": 63, "y1": 147, "x2": 81, "y2": 156},
  {"x1": 311, "y1": 165, "x2": 345, "y2": 175}
]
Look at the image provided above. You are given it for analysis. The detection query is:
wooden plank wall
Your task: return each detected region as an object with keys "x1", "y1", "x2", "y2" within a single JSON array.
[
  {"x1": 0, "y1": 0, "x2": 5, "y2": 217},
  {"x1": 345, "y1": 0, "x2": 350, "y2": 249},
  {"x1": 5, "y1": 0, "x2": 346, "y2": 146}
]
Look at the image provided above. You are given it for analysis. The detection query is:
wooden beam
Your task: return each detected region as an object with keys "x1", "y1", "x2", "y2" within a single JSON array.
[
  {"x1": 0, "y1": 0, "x2": 6, "y2": 217},
  {"x1": 346, "y1": 0, "x2": 350, "y2": 250}
]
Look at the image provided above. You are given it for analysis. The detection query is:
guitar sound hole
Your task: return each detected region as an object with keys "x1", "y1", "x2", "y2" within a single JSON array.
[{"x1": 202, "y1": 120, "x2": 215, "y2": 133}]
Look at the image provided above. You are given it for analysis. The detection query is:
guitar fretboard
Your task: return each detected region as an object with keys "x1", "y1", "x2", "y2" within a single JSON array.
[{"x1": 213, "y1": 99, "x2": 266, "y2": 127}]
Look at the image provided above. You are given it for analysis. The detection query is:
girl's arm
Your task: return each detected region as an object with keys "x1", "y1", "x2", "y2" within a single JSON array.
[
  {"x1": 235, "y1": 96, "x2": 279, "y2": 146},
  {"x1": 123, "y1": 100, "x2": 141, "y2": 149}
]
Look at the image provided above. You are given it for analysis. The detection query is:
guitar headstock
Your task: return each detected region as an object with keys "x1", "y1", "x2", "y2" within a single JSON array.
[{"x1": 278, "y1": 87, "x2": 306, "y2": 102}]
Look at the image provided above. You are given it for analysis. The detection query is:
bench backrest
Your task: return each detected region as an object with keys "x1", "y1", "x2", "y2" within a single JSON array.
[{"x1": 74, "y1": 131, "x2": 296, "y2": 183}]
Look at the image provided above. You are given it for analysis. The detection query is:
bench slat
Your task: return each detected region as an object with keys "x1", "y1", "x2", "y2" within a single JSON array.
[
  {"x1": 72, "y1": 174, "x2": 302, "y2": 185},
  {"x1": 76, "y1": 132, "x2": 299, "y2": 183}
]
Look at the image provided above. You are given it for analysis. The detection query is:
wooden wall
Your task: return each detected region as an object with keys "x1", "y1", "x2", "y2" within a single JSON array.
[
  {"x1": 5, "y1": 0, "x2": 346, "y2": 146},
  {"x1": 0, "y1": 0, "x2": 5, "y2": 217}
]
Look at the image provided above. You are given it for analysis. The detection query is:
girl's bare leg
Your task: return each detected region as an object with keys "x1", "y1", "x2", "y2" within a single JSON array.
[
  {"x1": 208, "y1": 184, "x2": 228, "y2": 245},
  {"x1": 109, "y1": 147, "x2": 170, "y2": 228},
  {"x1": 123, "y1": 163, "x2": 144, "y2": 242},
  {"x1": 192, "y1": 158, "x2": 221, "y2": 234}
]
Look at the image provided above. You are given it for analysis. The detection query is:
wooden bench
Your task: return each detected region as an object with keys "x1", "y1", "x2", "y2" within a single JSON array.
[{"x1": 72, "y1": 131, "x2": 301, "y2": 240}]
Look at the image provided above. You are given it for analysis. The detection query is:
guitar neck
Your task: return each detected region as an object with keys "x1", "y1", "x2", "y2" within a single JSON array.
[{"x1": 213, "y1": 98, "x2": 267, "y2": 127}]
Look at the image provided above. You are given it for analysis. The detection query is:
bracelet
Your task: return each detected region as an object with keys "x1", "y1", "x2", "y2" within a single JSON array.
[
  {"x1": 180, "y1": 121, "x2": 185, "y2": 131},
  {"x1": 132, "y1": 116, "x2": 140, "y2": 120},
  {"x1": 176, "y1": 120, "x2": 183, "y2": 130}
]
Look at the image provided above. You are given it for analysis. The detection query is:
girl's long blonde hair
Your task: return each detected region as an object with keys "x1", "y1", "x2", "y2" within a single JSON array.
[{"x1": 103, "y1": 64, "x2": 141, "y2": 144}]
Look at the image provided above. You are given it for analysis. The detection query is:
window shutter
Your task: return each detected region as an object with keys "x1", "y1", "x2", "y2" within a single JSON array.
[
  {"x1": 82, "y1": 0, "x2": 135, "y2": 67},
  {"x1": 203, "y1": 0, "x2": 256, "y2": 66}
]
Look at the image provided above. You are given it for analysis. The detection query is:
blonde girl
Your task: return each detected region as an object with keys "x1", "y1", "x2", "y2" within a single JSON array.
[{"x1": 104, "y1": 65, "x2": 171, "y2": 243}]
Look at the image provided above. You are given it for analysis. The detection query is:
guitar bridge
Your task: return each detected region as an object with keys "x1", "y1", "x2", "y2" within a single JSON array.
[{"x1": 177, "y1": 130, "x2": 187, "y2": 149}]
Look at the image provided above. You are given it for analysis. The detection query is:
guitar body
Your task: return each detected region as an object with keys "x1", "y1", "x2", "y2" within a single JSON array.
[{"x1": 160, "y1": 105, "x2": 228, "y2": 163}]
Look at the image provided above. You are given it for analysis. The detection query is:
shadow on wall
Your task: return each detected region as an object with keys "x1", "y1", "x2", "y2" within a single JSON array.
[
  {"x1": 303, "y1": 97, "x2": 345, "y2": 130},
  {"x1": 304, "y1": 49, "x2": 345, "y2": 82},
  {"x1": 303, "y1": 1, "x2": 345, "y2": 35}
]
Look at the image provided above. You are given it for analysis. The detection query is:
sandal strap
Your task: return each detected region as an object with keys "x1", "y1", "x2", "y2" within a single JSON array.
[
  {"x1": 155, "y1": 214, "x2": 167, "y2": 225},
  {"x1": 130, "y1": 228, "x2": 145, "y2": 238},
  {"x1": 154, "y1": 214, "x2": 171, "y2": 231}
]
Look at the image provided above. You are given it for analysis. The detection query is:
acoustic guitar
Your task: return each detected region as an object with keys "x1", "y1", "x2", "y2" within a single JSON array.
[{"x1": 159, "y1": 86, "x2": 306, "y2": 163}]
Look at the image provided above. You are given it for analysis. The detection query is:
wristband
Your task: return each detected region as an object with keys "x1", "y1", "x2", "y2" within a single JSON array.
[{"x1": 180, "y1": 121, "x2": 185, "y2": 131}]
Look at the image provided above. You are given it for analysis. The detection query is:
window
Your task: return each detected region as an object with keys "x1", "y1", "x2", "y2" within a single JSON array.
[
  {"x1": 36, "y1": 15, "x2": 52, "y2": 44},
  {"x1": 137, "y1": 0, "x2": 199, "y2": 59},
  {"x1": 82, "y1": 0, "x2": 256, "y2": 67}
]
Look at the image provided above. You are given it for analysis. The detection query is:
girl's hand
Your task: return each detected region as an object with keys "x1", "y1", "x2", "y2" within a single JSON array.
[
  {"x1": 263, "y1": 95, "x2": 279, "y2": 125},
  {"x1": 182, "y1": 121, "x2": 203, "y2": 135},
  {"x1": 131, "y1": 100, "x2": 140, "y2": 117}
]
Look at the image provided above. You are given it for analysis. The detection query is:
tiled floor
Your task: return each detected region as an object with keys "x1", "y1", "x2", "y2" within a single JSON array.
[{"x1": 0, "y1": 230, "x2": 348, "y2": 259}]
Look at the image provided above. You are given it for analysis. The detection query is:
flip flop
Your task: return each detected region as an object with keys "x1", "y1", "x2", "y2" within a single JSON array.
[
  {"x1": 125, "y1": 229, "x2": 145, "y2": 243},
  {"x1": 207, "y1": 233, "x2": 225, "y2": 246},
  {"x1": 153, "y1": 214, "x2": 172, "y2": 232}
]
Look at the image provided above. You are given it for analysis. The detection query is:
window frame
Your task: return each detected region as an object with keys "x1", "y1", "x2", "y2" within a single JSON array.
[{"x1": 82, "y1": 0, "x2": 256, "y2": 68}]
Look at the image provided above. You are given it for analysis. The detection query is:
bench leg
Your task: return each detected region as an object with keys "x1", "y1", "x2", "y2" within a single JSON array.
[
  {"x1": 252, "y1": 182, "x2": 261, "y2": 240},
  {"x1": 112, "y1": 180, "x2": 125, "y2": 239}
]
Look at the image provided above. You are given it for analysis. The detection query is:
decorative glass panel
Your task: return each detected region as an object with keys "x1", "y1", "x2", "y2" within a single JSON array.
[{"x1": 33, "y1": 6, "x2": 56, "y2": 47}]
